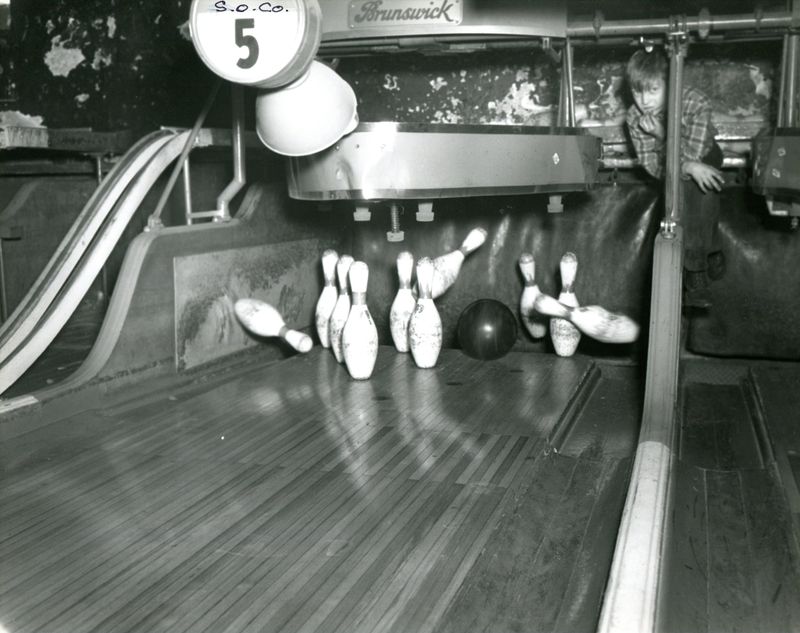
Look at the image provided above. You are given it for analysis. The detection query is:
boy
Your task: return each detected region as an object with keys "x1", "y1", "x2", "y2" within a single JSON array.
[{"x1": 626, "y1": 48, "x2": 725, "y2": 308}]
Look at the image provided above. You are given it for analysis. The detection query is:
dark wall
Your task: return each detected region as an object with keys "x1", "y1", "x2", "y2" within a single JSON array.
[
  {"x1": 688, "y1": 189, "x2": 800, "y2": 360},
  {"x1": 348, "y1": 186, "x2": 660, "y2": 359},
  {"x1": 339, "y1": 181, "x2": 800, "y2": 361},
  {"x1": 0, "y1": 176, "x2": 97, "y2": 312},
  {"x1": 9, "y1": 0, "x2": 225, "y2": 134}
]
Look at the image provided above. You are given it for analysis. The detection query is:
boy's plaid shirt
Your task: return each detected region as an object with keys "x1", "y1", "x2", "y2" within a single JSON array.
[{"x1": 626, "y1": 86, "x2": 718, "y2": 180}]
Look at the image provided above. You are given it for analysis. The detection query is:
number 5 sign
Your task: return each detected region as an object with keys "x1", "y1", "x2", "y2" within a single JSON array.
[{"x1": 189, "y1": 0, "x2": 322, "y2": 89}]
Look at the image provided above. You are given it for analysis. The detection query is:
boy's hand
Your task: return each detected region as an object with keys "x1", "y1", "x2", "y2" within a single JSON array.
[
  {"x1": 682, "y1": 161, "x2": 724, "y2": 193},
  {"x1": 638, "y1": 113, "x2": 664, "y2": 139}
]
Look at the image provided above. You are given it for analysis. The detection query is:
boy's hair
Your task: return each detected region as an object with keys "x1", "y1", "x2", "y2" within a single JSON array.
[{"x1": 626, "y1": 49, "x2": 668, "y2": 92}]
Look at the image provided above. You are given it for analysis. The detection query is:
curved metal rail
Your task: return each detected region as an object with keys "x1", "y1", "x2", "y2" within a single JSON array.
[
  {"x1": 598, "y1": 33, "x2": 688, "y2": 633},
  {"x1": 0, "y1": 131, "x2": 198, "y2": 396},
  {"x1": 598, "y1": 229, "x2": 682, "y2": 633},
  {"x1": 0, "y1": 129, "x2": 177, "y2": 362}
]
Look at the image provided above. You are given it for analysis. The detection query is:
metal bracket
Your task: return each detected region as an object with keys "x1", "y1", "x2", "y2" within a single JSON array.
[
  {"x1": 660, "y1": 219, "x2": 677, "y2": 238},
  {"x1": 665, "y1": 33, "x2": 689, "y2": 63},
  {"x1": 145, "y1": 215, "x2": 164, "y2": 232},
  {"x1": 637, "y1": 36, "x2": 657, "y2": 52},
  {"x1": 387, "y1": 203, "x2": 405, "y2": 242},
  {"x1": 547, "y1": 194, "x2": 564, "y2": 213},
  {"x1": 354, "y1": 204, "x2": 371, "y2": 222},
  {"x1": 592, "y1": 10, "x2": 604, "y2": 39},
  {"x1": 416, "y1": 200, "x2": 434, "y2": 222},
  {"x1": 697, "y1": 8, "x2": 711, "y2": 39},
  {"x1": 666, "y1": 16, "x2": 689, "y2": 53},
  {"x1": 754, "y1": 5, "x2": 764, "y2": 31}
]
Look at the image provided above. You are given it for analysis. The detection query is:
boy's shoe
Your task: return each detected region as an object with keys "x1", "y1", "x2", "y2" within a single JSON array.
[
  {"x1": 684, "y1": 271, "x2": 712, "y2": 308},
  {"x1": 707, "y1": 251, "x2": 726, "y2": 281}
]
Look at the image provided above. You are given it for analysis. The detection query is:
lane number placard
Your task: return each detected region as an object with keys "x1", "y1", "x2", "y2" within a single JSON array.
[{"x1": 190, "y1": 0, "x2": 317, "y2": 87}]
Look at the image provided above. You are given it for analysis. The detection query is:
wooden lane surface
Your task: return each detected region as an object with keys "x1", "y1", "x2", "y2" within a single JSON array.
[
  {"x1": 0, "y1": 347, "x2": 633, "y2": 633},
  {"x1": 659, "y1": 362, "x2": 800, "y2": 633}
]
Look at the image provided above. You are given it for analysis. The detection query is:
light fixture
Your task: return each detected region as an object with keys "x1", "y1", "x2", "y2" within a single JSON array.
[{"x1": 255, "y1": 60, "x2": 358, "y2": 156}]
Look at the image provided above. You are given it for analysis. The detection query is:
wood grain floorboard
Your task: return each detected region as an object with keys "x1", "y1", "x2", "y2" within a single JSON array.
[
  {"x1": 0, "y1": 349, "x2": 633, "y2": 633},
  {"x1": 659, "y1": 463, "x2": 710, "y2": 633},
  {"x1": 552, "y1": 457, "x2": 632, "y2": 633},
  {"x1": 660, "y1": 364, "x2": 800, "y2": 633},
  {"x1": 739, "y1": 468, "x2": 800, "y2": 632}
]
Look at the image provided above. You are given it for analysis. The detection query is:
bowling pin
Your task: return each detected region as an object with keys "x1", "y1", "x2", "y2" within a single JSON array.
[
  {"x1": 390, "y1": 251, "x2": 416, "y2": 353},
  {"x1": 518, "y1": 253, "x2": 547, "y2": 339},
  {"x1": 234, "y1": 298, "x2": 313, "y2": 353},
  {"x1": 315, "y1": 249, "x2": 339, "y2": 348},
  {"x1": 329, "y1": 254, "x2": 354, "y2": 363},
  {"x1": 534, "y1": 293, "x2": 640, "y2": 344},
  {"x1": 342, "y1": 261, "x2": 379, "y2": 380},
  {"x1": 408, "y1": 257, "x2": 442, "y2": 369},
  {"x1": 414, "y1": 227, "x2": 488, "y2": 299},
  {"x1": 550, "y1": 252, "x2": 581, "y2": 356}
]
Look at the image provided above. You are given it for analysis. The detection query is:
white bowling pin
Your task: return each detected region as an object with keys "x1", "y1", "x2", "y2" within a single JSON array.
[
  {"x1": 390, "y1": 251, "x2": 416, "y2": 353},
  {"x1": 329, "y1": 254, "x2": 354, "y2": 363},
  {"x1": 315, "y1": 249, "x2": 339, "y2": 348},
  {"x1": 342, "y1": 261, "x2": 379, "y2": 380},
  {"x1": 550, "y1": 252, "x2": 581, "y2": 356},
  {"x1": 408, "y1": 257, "x2": 442, "y2": 369},
  {"x1": 534, "y1": 293, "x2": 640, "y2": 344},
  {"x1": 518, "y1": 253, "x2": 547, "y2": 339},
  {"x1": 413, "y1": 227, "x2": 488, "y2": 299},
  {"x1": 234, "y1": 298, "x2": 313, "y2": 353}
]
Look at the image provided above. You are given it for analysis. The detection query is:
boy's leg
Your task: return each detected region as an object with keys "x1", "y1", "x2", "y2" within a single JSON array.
[
  {"x1": 683, "y1": 178, "x2": 720, "y2": 271},
  {"x1": 701, "y1": 143, "x2": 725, "y2": 280},
  {"x1": 682, "y1": 178, "x2": 720, "y2": 308}
]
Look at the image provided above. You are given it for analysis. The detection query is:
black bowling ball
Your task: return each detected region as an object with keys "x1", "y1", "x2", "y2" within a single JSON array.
[{"x1": 457, "y1": 299, "x2": 518, "y2": 360}]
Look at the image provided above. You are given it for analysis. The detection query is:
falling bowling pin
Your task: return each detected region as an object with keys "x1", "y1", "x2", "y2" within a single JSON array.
[
  {"x1": 408, "y1": 257, "x2": 442, "y2": 369},
  {"x1": 342, "y1": 261, "x2": 379, "y2": 380},
  {"x1": 534, "y1": 293, "x2": 640, "y2": 344},
  {"x1": 390, "y1": 251, "x2": 416, "y2": 352},
  {"x1": 234, "y1": 298, "x2": 313, "y2": 353},
  {"x1": 329, "y1": 254, "x2": 354, "y2": 363},
  {"x1": 315, "y1": 249, "x2": 339, "y2": 348},
  {"x1": 414, "y1": 228, "x2": 488, "y2": 299},
  {"x1": 550, "y1": 252, "x2": 581, "y2": 357},
  {"x1": 518, "y1": 253, "x2": 547, "y2": 339}
]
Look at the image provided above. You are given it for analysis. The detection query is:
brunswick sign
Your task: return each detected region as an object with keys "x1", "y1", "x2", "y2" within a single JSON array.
[{"x1": 348, "y1": 0, "x2": 463, "y2": 27}]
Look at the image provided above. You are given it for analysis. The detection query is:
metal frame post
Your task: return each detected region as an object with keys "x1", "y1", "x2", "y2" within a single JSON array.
[
  {"x1": 783, "y1": 34, "x2": 799, "y2": 126},
  {"x1": 215, "y1": 84, "x2": 246, "y2": 221},
  {"x1": 563, "y1": 38, "x2": 576, "y2": 127},
  {"x1": 663, "y1": 24, "x2": 688, "y2": 235}
]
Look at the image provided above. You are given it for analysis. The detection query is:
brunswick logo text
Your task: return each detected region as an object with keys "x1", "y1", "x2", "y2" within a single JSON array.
[{"x1": 349, "y1": 0, "x2": 462, "y2": 27}]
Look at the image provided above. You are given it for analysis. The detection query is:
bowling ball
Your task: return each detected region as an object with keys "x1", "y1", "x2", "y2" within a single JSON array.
[{"x1": 457, "y1": 299, "x2": 518, "y2": 360}]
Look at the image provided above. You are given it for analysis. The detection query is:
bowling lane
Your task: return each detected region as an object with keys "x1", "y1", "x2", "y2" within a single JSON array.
[
  {"x1": 0, "y1": 348, "x2": 641, "y2": 633},
  {"x1": 659, "y1": 360, "x2": 800, "y2": 633}
]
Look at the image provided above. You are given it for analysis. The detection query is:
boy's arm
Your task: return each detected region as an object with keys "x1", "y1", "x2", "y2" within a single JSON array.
[
  {"x1": 680, "y1": 90, "x2": 724, "y2": 192},
  {"x1": 627, "y1": 110, "x2": 665, "y2": 179},
  {"x1": 681, "y1": 90, "x2": 715, "y2": 162}
]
